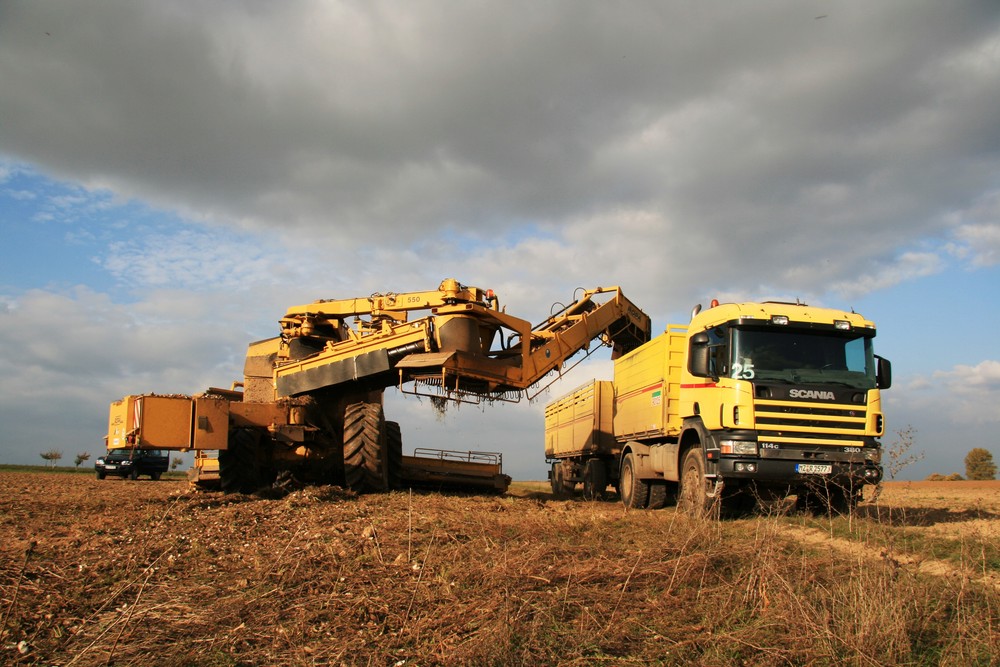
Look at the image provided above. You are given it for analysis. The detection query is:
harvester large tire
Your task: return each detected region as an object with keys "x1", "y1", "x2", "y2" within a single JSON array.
[
  {"x1": 343, "y1": 402, "x2": 388, "y2": 493},
  {"x1": 220, "y1": 428, "x2": 268, "y2": 494},
  {"x1": 385, "y1": 420, "x2": 403, "y2": 490},
  {"x1": 620, "y1": 453, "x2": 650, "y2": 509}
]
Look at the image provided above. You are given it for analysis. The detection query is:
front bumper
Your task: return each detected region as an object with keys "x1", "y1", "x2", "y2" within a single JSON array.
[{"x1": 715, "y1": 458, "x2": 882, "y2": 486}]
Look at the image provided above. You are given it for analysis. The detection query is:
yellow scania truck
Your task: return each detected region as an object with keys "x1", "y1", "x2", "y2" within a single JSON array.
[{"x1": 544, "y1": 300, "x2": 891, "y2": 516}]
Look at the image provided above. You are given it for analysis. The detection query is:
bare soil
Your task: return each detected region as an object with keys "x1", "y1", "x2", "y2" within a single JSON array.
[{"x1": 1, "y1": 473, "x2": 997, "y2": 666}]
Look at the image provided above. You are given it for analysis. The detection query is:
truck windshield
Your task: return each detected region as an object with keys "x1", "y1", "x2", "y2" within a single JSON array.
[{"x1": 730, "y1": 327, "x2": 876, "y2": 389}]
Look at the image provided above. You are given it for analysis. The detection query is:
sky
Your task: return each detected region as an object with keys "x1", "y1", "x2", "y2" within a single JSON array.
[{"x1": 1, "y1": 1, "x2": 999, "y2": 481}]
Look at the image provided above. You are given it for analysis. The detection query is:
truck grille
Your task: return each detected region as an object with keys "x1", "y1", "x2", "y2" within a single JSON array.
[{"x1": 754, "y1": 399, "x2": 868, "y2": 447}]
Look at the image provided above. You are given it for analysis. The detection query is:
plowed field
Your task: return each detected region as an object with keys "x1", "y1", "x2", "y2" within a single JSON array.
[{"x1": 1, "y1": 471, "x2": 998, "y2": 666}]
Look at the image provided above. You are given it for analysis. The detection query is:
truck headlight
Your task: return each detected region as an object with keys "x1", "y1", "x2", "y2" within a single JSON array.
[{"x1": 719, "y1": 440, "x2": 758, "y2": 456}]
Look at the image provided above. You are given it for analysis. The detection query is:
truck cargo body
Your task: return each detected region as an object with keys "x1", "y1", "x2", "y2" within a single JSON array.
[{"x1": 545, "y1": 302, "x2": 890, "y2": 516}]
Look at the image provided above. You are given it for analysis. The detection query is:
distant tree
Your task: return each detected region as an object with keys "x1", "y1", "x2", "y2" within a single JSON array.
[
  {"x1": 171, "y1": 456, "x2": 184, "y2": 471},
  {"x1": 886, "y1": 426, "x2": 923, "y2": 479},
  {"x1": 40, "y1": 450, "x2": 63, "y2": 467},
  {"x1": 964, "y1": 448, "x2": 997, "y2": 481},
  {"x1": 926, "y1": 473, "x2": 965, "y2": 481},
  {"x1": 74, "y1": 452, "x2": 91, "y2": 467}
]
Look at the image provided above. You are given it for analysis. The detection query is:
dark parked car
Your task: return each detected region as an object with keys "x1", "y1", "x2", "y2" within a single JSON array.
[{"x1": 95, "y1": 449, "x2": 169, "y2": 480}]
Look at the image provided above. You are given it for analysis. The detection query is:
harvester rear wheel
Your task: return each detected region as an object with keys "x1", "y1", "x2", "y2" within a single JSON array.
[
  {"x1": 620, "y1": 453, "x2": 650, "y2": 509},
  {"x1": 343, "y1": 402, "x2": 388, "y2": 493},
  {"x1": 385, "y1": 420, "x2": 403, "y2": 490},
  {"x1": 220, "y1": 428, "x2": 268, "y2": 494}
]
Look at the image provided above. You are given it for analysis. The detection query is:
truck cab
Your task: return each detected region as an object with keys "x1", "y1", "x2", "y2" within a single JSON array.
[{"x1": 546, "y1": 300, "x2": 891, "y2": 517}]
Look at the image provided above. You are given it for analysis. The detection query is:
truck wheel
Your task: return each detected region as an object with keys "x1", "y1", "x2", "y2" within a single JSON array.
[
  {"x1": 582, "y1": 459, "x2": 607, "y2": 500},
  {"x1": 343, "y1": 402, "x2": 388, "y2": 493},
  {"x1": 385, "y1": 420, "x2": 403, "y2": 490},
  {"x1": 678, "y1": 448, "x2": 718, "y2": 519},
  {"x1": 620, "y1": 453, "x2": 650, "y2": 509},
  {"x1": 647, "y1": 481, "x2": 677, "y2": 509},
  {"x1": 720, "y1": 486, "x2": 756, "y2": 518},
  {"x1": 820, "y1": 484, "x2": 859, "y2": 516}
]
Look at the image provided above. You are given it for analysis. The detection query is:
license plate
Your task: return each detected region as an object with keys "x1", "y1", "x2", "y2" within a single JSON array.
[
  {"x1": 105, "y1": 465, "x2": 117, "y2": 470},
  {"x1": 796, "y1": 464, "x2": 832, "y2": 475}
]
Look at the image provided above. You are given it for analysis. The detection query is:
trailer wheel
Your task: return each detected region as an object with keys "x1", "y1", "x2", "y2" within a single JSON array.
[
  {"x1": 385, "y1": 420, "x2": 403, "y2": 490},
  {"x1": 619, "y1": 453, "x2": 650, "y2": 509},
  {"x1": 343, "y1": 402, "x2": 388, "y2": 493},
  {"x1": 582, "y1": 459, "x2": 607, "y2": 500},
  {"x1": 678, "y1": 448, "x2": 718, "y2": 519}
]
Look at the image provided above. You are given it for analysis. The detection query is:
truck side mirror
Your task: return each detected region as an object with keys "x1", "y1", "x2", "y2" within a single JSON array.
[
  {"x1": 689, "y1": 332, "x2": 711, "y2": 377},
  {"x1": 876, "y1": 355, "x2": 892, "y2": 389}
]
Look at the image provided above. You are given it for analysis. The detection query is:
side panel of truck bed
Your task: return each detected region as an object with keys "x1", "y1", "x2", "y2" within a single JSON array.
[
  {"x1": 544, "y1": 380, "x2": 616, "y2": 458},
  {"x1": 612, "y1": 325, "x2": 687, "y2": 441}
]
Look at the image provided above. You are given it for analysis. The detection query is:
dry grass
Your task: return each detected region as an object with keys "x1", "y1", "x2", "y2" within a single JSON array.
[{"x1": 1, "y1": 473, "x2": 998, "y2": 666}]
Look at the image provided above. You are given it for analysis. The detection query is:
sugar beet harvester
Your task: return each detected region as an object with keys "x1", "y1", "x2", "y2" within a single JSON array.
[{"x1": 106, "y1": 279, "x2": 651, "y2": 494}]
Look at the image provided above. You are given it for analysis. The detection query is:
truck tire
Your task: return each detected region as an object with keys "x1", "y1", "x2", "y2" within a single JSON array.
[
  {"x1": 619, "y1": 453, "x2": 650, "y2": 509},
  {"x1": 385, "y1": 420, "x2": 403, "y2": 490},
  {"x1": 720, "y1": 486, "x2": 756, "y2": 518},
  {"x1": 798, "y1": 484, "x2": 858, "y2": 516},
  {"x1": 343, "y1": 402, "x2": 388, "y2": 493},
  {"x1": 647, "y1": 481, "x2": 677, "y2": 510},
  {"x1": 678, "y1": 448, "x2": 718, "y2": 519},
  {"x1": 582, "y1": 459, "x2": 607, "y2": 500}
]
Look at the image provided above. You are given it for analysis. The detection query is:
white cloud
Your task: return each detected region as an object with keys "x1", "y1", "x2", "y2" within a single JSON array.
[
  {"x1": 828, "y1": 251, "x2": 945, "y2": 299},
  {"x1": 949, "y1": 224, "x2": 1000, "y2": 268},
  {"x1": 1, "y1": 1, "x2": 999, "y2": 477},
  {"x1": 2, "y1": 1, "x2": 998, "y2": 281}
]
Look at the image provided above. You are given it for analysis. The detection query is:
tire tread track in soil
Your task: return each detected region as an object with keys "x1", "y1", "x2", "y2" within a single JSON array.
[{"x1": 779, "y1": 525, "x2": 1000, "y2": 591}]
